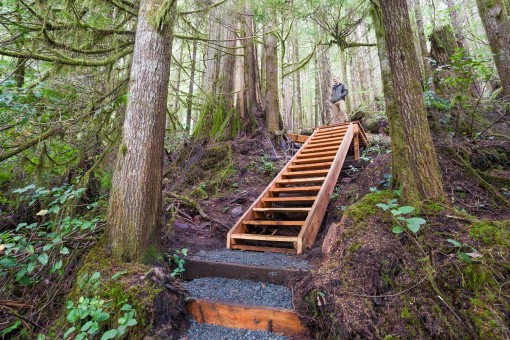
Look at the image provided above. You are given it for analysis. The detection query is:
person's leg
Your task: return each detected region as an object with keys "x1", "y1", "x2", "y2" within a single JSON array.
[
  {"x1": 339, "y1": 100, "x2": 348, "y2": 122},
  {"x1": 330, "y1": 101, "x2": 340, "y2": 124}
]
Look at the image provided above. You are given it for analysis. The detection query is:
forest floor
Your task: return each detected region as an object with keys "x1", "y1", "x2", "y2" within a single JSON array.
[{"x1": 162, "y1": 128, "x2": 510, "y2": 338}]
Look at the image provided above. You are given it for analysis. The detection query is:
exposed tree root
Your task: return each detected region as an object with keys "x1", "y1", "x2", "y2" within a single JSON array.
[
  {"x1": 165, "y1": 192, "x2": 230, "y2": 230},
  {"x1": 445, "y1": 147, "x2": 510, "y2": 207}
]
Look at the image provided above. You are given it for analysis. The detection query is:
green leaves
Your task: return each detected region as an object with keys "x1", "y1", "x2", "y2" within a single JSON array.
[
  {"x1": 37, "y1": 253, "x2": 49, "y2": 266},
  {"x1": 376, "y1": 197, "x2": 426, "y2": 234},
  {"x1": 406, "y1": 218, "x2": 426, "y2": 233}
]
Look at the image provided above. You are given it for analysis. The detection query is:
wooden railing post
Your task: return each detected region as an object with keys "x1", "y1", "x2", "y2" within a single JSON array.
[{"x1": 353, "y1": 123, "x2": 360, "y2": 160}]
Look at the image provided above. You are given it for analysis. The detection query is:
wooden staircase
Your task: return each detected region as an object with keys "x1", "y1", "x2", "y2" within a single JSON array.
[{"x1": 227, "y1": 121, "x2": 368, "y2": 254}]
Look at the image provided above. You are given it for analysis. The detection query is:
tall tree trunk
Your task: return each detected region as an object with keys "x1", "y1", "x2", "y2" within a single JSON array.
[
  {"x1": 173, "y1": 46, "x2": 184, "y2": 115},
  {"x1": 318, "y1": 44, "x2": 332, "y2": 124},
  {"x1": 413, "y1": 0, "x2": 434, "y2": 89},
  {"x1": 107, "y1": 0, "x2": 176, "y2": 262},
  {"x1": 244, "y1": 5, "x2": 263, "y2": 116},
  {"x1": 339, "y1": 48, "x2": 351, "y2": 113},
  {"x1": 265, "y1": 21, "x2": 282, "y2": 132},
  {"x1": 186, "y1": 40, "x2": 197, "y2": 134},
  {"x1": 14, "y1": 58, "x2": 26, "y2": 88},
  {"x1": 314, "y1": 53, "x2": 322, "y2": 126},
  {"x1": 292, "y1": 24, "x2": 303, "y2": 130},
  {"x1": 476, "y1": 0, "x2": 510, "y2": 100},
  {"x1": 380, "y1": 0, "x2": 445, "y2": 204}
]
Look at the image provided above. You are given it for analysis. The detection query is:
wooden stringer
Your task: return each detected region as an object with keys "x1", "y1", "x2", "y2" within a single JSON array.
[{"x1": 227, "y1": 121, "x2": 368, "y2": 254}]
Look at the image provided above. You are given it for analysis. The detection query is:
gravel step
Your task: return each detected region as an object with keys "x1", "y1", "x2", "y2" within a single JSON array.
[
  {"x1": 184, "y1": 277, "x2": 293, "y2": 309},
  {"x1": 184, "y1": 321, "x2": 289, "y2": 340},
  {"x1": 191, "y1": 249, "x2": 310, "y2": 269}
]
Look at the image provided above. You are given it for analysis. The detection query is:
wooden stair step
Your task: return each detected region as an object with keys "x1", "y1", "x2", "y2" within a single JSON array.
[
  {"x1": 188, "y1": 299, "x2": 307, "y2": 336},
  {"x1": 315, "y1": 129, "x2": 348, "y2": 137},
  {"x1": 317, "y1": 125, "x2": 350, "y2": 132},
  {"x1": 301, "y1": 145, "x2": 339, "y2": 153},
  {"x1": 310, "y1": 133, "x2": 344, "y2": 143},
  {"x1": 288, "y1": 162, "x2": 332, "y2": 170},
  {"x1": 309, "y1": 137, "x2": 344, "y2": 145},
  {"x1": 305, "y1": 140, "x2": 342, "y2": 148},
  {"x1": 282, "y1": 169, "x2": 329, "y2": 177},
  {"x1": 270, "y1": 186, "x2": 322, "y2": 193},
  {"x1": 262, "y1": 196, "x2": 317, "y2": 203},
  {"x1": 296, "y1": 151, "x2": 338, "y2": 159},
  {"x1": 242, "y1": 220, "x2": 305, "y2": 226},
  {"x1": 293, "y1": 156, "x2": 335, "y2": 164},
  {"x1": 230, "y1": 234, "x2": 299, "y2": 242},
  {"x1": 253, "y1": 207, "x2": 311, "y2": 213},
  {"x1": 276, "y1": 177, "x2": 326, "y2": 185}
]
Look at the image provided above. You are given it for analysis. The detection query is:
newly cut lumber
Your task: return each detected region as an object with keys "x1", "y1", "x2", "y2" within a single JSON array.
[
  {"x1": 309, "y1": 136, "x2": 344, "y2": 144},
  {"x1": 304, "y1": 140, "x2": 342, "y2": 148},
  {"x1": 288, "y1": 162, "x2": 333, "y2": 170},
  {"x1": 261, "y1": 196, "x2": 317, "y2": 203},
  {"x1": 270, "y1": 186, "x2": 322, "y2": 193},
  {"x1": 187, "y1": 299, "x2": 307, "y2": 335},
  {"x1": 301, "y1": 145, "x2": 339, "y2": 153},
  {"x1": 253, "y1": 207, "x2": 311, "y2": 213},
  {"x1": 242, "y1": 220, "x2": 305, "y2": 226},
  {"x1": 293, "y1": 156, "x2": 335, "y2": 164},
  {"x1": 296, "y1": 151, "x2": 338, "y2": 159},
  {"x1": 276, "y1": 177, "x2": 326, "y2": 185},
  {"x1": 282, "y1": 170, "x2": 329, "y2": 177},
  {"x1": 287, "y1": 133, "x2": 309, "y2": 143},
  {"x1": 230, "y1": 234, "x2": 299, "y2": 242},
  {"x1": 311, "y1": 134, "x2": 345, "y2": 142}
]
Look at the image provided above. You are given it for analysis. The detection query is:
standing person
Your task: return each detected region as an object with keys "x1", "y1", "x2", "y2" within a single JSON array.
[{"x1": 330, "y1": 76, "x2": 349, "y2": 124}]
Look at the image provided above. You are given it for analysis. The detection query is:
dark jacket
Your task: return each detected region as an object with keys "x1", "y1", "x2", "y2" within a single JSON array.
[{"x1": 330, "y1": 83, "x2": 348, "y2": 103}]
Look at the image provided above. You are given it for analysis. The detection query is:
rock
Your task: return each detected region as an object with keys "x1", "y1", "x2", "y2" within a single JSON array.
[
  {"x1": 230, "y1": 206, "x2": 244, "y2": 218},
  {"x1": 173, "y1": 221, "x2": 189, "y2": 230}
]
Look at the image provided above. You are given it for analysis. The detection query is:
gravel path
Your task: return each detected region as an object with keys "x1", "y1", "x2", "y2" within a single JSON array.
[
  {"x1": 191, "y1": 249, "x2": 309, "y2": 270},
  {"x1": 184, "y1": 277, "x2": 293, "y2": 309},
  {"x1": 184, "y1": 321, "x2": 289, "y2": 340}
]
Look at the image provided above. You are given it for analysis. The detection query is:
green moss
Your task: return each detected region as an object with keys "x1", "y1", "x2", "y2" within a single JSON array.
[
  {"x1": 401, "y1": 306, "x2": 411, "y2": 319},
  {"x1": 54, "y1": 241, "x2": 162, "y2": 339},
  {"x1": 348, "y1": 241, "x2": 361, "y2": 253},
  {"x1": 142, "y1": 245, "x2": 164, "y2": 265},
  {"x1": 423, "y1": 201, "x2": 443, "y2": 214},
  {"x1": 189, "y1": 185, "x2": 208, "y2": 200},
  {"x1": 470, "y1": 220, "x2": 510, "y2": 247},
  {"x1": 344, "y1": 190, "x2": 393, "y2": 224},
  {"x1": 120, "y1": 143, "x2": 128, "y2": 156},
  {"x1": 464, "y1": 264, "x2": 494, "y2": 291}
]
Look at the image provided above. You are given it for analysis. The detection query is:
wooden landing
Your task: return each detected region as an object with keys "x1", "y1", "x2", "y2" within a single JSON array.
[
  {"x1": 188, "y1": 299, "x2": 307, "y2": 336},
  {"x1": 227, "y1": 122, "x2": 367, "y2": 254}
]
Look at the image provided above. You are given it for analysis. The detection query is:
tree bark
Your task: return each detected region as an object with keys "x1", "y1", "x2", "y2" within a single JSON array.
[
  {"x1": 476, "y1": 0, "x2": 510, "y2": 100},
  {"x1": 244, "y1": 6, "x2": 263, "y2": 117},
  {"x1": 292, "y1": 24, "x2": 303, "y2": 130},
  {"x1": 318, "y1": 44, "x2": 332, "y2": 124},
  {"x1": 265, "y1": 21, "x2": 282, "y2": 132},
  {"x1": 413, "y1": 0, "x2": 434, "y2": 89},
  {"x1": 186, "y1": 40, "x2": 197, "y2": 134},
  {"x1": 107, "y1": 0, "x2": 176, "y2": 262},
  {"x1": 380, "y1": 0, "x2": 445, "y2": 204}
]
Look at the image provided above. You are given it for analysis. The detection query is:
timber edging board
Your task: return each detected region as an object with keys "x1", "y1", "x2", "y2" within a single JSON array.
[
  {"x1": 183, "y1": 257, "x2": 308, "y2": 285},
  {"x1": 187, "y1": 298, "x2": 307, "y2": 336}
]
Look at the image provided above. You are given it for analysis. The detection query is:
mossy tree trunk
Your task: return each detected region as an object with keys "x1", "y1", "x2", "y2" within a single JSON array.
[
  {"x1": 371, "y1": 0, "x2": 401, "y2": 187},
  {"x1": 265, "y1": 19, "x2": 282, "y2": 132},
  {"x1": 185, "y1": 40, "x2": 197, "y2": 134},
  {"x1": 380, "y1": 0, "x2": 445, "y2": 205},
  {"x1": 413, "y1": 0, "x2": 434, "y2": 89},
  {"x1": 476, "y1": 0, "x2": 510, "y2": 100},
  {"x1": 107, "y1": 0, "x2": 176, "y2": 262}
]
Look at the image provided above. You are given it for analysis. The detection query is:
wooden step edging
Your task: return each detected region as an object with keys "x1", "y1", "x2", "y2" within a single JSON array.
[
  {"x1": 187, "y1": 298, "x2": 307, "y2": 336},
  {"x1": 182, "y1": 257, "x2": 308, "y2": 284}
]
